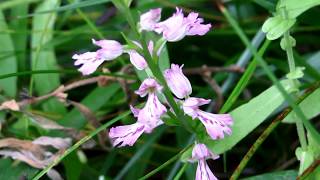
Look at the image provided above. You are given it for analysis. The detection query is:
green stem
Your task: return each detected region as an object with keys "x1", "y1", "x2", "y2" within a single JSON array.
[
  {"x1": 230, "y1": 110, "x2": 286, "y2": 180},
  {"x1": 173, "y1": 163, "x2": 188, "y2": 180},
  {"x1": 138, "y1": 145, "x2": 191, "y2": 180},
  {"x1": 281, "y1": 7, "x2": 308, "y2": 151},
  {"x1": 220, "y1": 5, "x2": 320, "y2": 146},
  {"x1": 114, "y1": 1, "x2": 194, "y2": 133}
]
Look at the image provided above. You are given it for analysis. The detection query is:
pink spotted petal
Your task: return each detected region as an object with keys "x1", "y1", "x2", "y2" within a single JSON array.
[
  {"x1": 197, "y1": 111, "x2": 233, "y2": 140},
  {"x1": 109, "y1": 123, "x2": 145, "y2": 147},
  {"x1": 196, "y1": 160, "x2": 218, "y2": 180},
  {"x1": 135, "y1": 78, "x2": 163, "y2": 97}
]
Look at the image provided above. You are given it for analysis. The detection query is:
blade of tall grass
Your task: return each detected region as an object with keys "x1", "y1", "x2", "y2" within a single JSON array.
[
  {"x1": 32, "y1": 110, "x2": 132, "y2": 180},
  {"x1": 220, "y1": 40, "x2": 271, "y2": 113}
]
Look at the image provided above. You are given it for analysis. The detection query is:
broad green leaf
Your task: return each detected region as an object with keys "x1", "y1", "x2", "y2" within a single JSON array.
[
  {"x1": 60, "y1": 83, "x2": 121, "y2": 129},
  {"x1": 262, "y1": 16, "x2": 296, "y2": 40},
  {"x1": 206, "y1": 80, "x2": 291, "y2": 154},
  {"x1": 262, "y1": 0, "x2": 320, "y2": 40},
  {"x1": 242, "y1": 170, "x2": 298, "y2": 180},
  {"x1": 21, "y1": 0, "x2": 111, "y2": 18},
  {"x1": 10, "y1": 3, "x2": 29, "y2": 72},
  {"x1": 283, "y1": 87, "x2": 320, "y2": 123},
  {"x1": 278, "y1": 0, "x2": 320, "y2": 19},
  {"x1": 0, "y1": 0, "x2": 40, "y2": 10},
  {"x1": 0, "y1": 11, "x2": 17, "y2": 97},
  {"x1": 63, "y1": 151, "x2": 84, "y2": 180},
  {"x1": 31, "y1": 0, "x2": 66, "y2": 114}
]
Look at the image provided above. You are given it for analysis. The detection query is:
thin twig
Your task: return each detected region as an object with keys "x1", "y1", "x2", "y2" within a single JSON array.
[
  {"x1": 183, "y1": 65, "x2": 243, "y2": 75},
  {"x1": 18, "y1": 75, "x2": 133, "y2": 107},
  {"x1": 297, "y1": 159, "x2": 320, "y2": 180},
  {"x1": 201, "y1": 65, "x2": 224, "y2": 112}
]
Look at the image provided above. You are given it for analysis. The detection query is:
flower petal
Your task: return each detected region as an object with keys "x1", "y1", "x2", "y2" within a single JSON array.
[
  {"x1": 109, "y1": 123, "x2": 145, "y2": 147},
  {"x1": 135, "y1": 78, "x2": 162, "y2": 97},
  {"x1": 164, "y1": 64, "x2": 192, "y2": 99},
  {"x1": 139, "y1": 8, "x2": 162, "y2": 31},
  {"x1": 197, "y1": 111, "x2": 233, "y2": 140},
  {"x1": 127, "y1": 50, "x2": 148, "y2": 70},
  {"x1": 196, "y1": 159, "x2": 218, "y2": 180}
]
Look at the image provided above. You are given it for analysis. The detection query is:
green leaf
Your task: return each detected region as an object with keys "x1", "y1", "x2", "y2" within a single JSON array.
[
  {"x1": 0, "y1": 158, "x2": 38, "y2": 180},
  {"x1": 296, "y1": 147, "x2": 315, "y2": 174},
  {"x1": 63, "y1": 151, "x2": 84, "y2": 180},
  {"x1": 278, "y1": 0, "x2": 320, "y2": 19},
  {"x1": 59, "y1": 83, "x2": 121, "y2": 128},
  {"x1": 21, "y1": 0, "x2": 111, "y2": 18},
  {"x1": 9, "y1": 3, "x2": 29, "y2": 72},
  {"x1": 262, "y1": 0, "x2": 320, "y2": 40},
  {"x1": 115, "y1": 127, "x2": 166, "y2": 180},
  {"x1": 242, "y1": 170, "x2": 298, "y2": 180},
  {"x1": 206, "y1": 80, "x2": 291, "y2": 154},
  {"x1": 262, "y1": 16, "x2": 296, "y2": 40},
  {"x1": 31, "y1": 0, "x2": 66, "y2": 114},
  {"x1": 0, "y1": 11, "x2": 17, "y2": 97},
  {"x1": 180, "y1": 145, "x2": 193, "y2": 162},
  {"x1": 283, "y1": 87, "x2": 320, "y2": 123},
  {"x1": 0, "y1": 0, "x2": 40, "y2": 10}
]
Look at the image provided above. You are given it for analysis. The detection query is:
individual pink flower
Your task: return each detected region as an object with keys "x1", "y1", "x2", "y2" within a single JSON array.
[
  {"x1": 164, "y1": 64, "x2": 192, "y2": 99},
  {"x1": 92, "y1": 39, "x2": 123, "y2": 60},
  {"x1": 189, "y1": 143, "x2": 219, "y2": 180},
  {"x1": 73, "y1": 39, "x2": 123, "y2": 75},
  {"x1": 109, "y1": 122, "x2": 145, "y2": 147},
  {"x1": 155, "y1": 8, "x2": 211, "y2": 42},
  {"x1": 127, "y1": 50, "x2": 148, "y2": 70},
  {"x1": 125, "y1": 41, "x2": 154, "y2": 70},
  {"x1": 135, "y1": 78, "x2": 162, "y2": 97},
  {"x1": 73, "y1": 52, "x2": 103, "y2": 75},
  {"x1": 139, "y1": 8, "x2": 162, "y2": 31},
  {"x1": 109, "y1": 78, "x2": 166, "y2": 147},
  {"x1": 183, "y1": 97, "x2": 233, "y2": 140}
]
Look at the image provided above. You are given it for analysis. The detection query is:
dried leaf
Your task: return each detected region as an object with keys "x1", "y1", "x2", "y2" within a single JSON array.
[
  {"x1": 0, "y1": 150, "x2": 52, "y2": 169},
  {"x1": 33, "y1": 136, "x2": 71, "y2": 150},
  {"x1": 68, "y1": 100, "x2": 107, "y2": 149},
  {"x1": 0, "y1": 100, "x2": 20, "y2": 111},
  {"x1": 0, "y1": 137, "x2": 67, "y2": 169},
  {"x1": 27, "y1": 113, "x2": 69, "y2": 130},
  {"x1": 47, "y1": 169, "x2": 63, "y2": 180}
]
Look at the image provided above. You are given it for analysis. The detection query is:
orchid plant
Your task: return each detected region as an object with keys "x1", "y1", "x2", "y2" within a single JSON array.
[{"x1": 73, "y1": 7, "x2": 230, "y2": 179}]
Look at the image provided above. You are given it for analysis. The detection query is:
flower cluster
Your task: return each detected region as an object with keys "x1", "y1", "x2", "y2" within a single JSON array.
[{"x1": 73, "y1": 7, "x2": 232, "y2": 180}]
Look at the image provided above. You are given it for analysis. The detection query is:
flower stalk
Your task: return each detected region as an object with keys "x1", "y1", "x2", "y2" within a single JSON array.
[{"x1": 280, "y1": 6, "x2": 307, "y2": 151}]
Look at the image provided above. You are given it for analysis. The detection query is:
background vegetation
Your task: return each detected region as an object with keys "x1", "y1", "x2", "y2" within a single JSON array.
[{"x1": 0, "y1": 0, "x2": 319, "y2": 179}]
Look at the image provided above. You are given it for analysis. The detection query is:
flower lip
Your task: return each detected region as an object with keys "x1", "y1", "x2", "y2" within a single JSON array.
[{"x1": 135, "y1": 78, "x2": 163, "y2": 97}]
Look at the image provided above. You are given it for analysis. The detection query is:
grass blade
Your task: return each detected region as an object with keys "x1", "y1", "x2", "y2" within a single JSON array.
[{"x1": 32, "y1": 110, "x2": 131, "y2": 180}]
